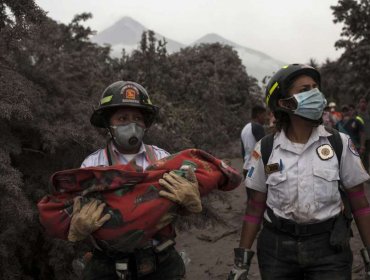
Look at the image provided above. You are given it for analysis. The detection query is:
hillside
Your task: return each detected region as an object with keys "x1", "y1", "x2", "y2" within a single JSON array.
[{"x1": 92, "y1": 17, "x2": 285, "y2": 81}]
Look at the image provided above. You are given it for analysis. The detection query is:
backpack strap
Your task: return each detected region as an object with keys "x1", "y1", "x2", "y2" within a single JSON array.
[
  {"x1": 324, "y1": 126, "x2": 343, "y2": 167},
  {"x1": 324, "y1": 127, "x2": 352, "y2": 220},
  {"x1": 260, "y1": 133, "x2": 275, "y2": 166},
  {"x1": 241, "y1": 140, "x2": 246, "y2": 159}
]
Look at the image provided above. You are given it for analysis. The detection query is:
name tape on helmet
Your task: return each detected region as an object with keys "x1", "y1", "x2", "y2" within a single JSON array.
[{"x1": 266, "y1": 82, "x2": 279, "y2": 105}]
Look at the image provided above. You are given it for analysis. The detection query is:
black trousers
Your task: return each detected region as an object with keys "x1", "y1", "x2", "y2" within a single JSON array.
[
  {"x1": 82, "y1": 246, "x2": 185, "y2": 280},
  {"x1": 257, "y1": 226, "x2": 353, "y2": 280}
]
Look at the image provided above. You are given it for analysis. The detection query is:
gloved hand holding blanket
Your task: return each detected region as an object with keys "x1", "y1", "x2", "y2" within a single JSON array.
[{"x1": 38, "y1": 149, "x2": 242, "y2": 248}]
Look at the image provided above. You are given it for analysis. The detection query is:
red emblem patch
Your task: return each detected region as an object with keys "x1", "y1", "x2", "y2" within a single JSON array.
[
  {"x1": 125, "y1": 88, "x2": 136, "y2": 100},
  {"x1": 252, "y1": 150, "x2": 260, "y2": 160},
  {"x1": 121, "y1": 85, "x2": 139, "y2": 102}
]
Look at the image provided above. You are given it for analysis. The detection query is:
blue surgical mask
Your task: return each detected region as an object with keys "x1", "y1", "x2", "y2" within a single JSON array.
[{"x1": 282, "y1": 88, "x2": 327, "y2": 120}]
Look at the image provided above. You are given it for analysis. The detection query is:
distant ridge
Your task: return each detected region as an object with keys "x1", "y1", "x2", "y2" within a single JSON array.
[
  {"x1": 92, "y1": 17, "x2": 285, "y2": 81},
  {"x1": 92, "y1": 16, "x2": 147, "y2": 45},
  {"x1": 193, "y1": 33, "x2": 285, "y2": 81},
  {"x1": 193, "y1": 33, "x2": 281, "y2": 61},
  {"x1": 92, "y1": 16, "x2": 185, "y2": 56}
]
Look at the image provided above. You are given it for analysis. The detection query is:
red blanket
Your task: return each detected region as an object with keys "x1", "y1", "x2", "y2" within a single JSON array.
[{"x1": 38, "y1": 149, "x2": 242, "y2": 247}]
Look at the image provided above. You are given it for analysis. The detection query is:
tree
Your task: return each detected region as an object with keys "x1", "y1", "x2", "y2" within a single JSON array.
[
  {"x1": 1, "y1": 2, "x2": 261, "y2": 276},
  {"x1": 327, "y1": 0, "x2": 370, "y2": 100},
  {"x1": 0, "y1": 2, "x2": 118, "y2": 278},
  {"x1": 150, "y1": 43, "x2": 259, "y2": 152}
]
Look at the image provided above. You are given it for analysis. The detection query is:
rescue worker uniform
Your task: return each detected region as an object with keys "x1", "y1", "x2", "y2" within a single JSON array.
[
  {"x1": 241, "y1": 122, "x2": 265, "y2": 174},
  {"x1": 81, "y1": 141, "x2": 186, "y2": 280},
  {"x1": 245, "y1": 125, "x2": 370, "y2": 279},
  {"x1": 81, "y1": 141, "x2": 169, "y2": 169}
]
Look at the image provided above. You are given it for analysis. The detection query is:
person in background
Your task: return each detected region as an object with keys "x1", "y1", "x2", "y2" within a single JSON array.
[
  {"x1": 322, "y1": 105, "x2": 335, "y2": 128},
  {"x1": 228, "y1": 64, "x2": 370, "y2": 280},
  {"x1": 335, "y1": 104, "x2": 365, "y2": 155},
  {"x1": 358, "y1": 96, "x2": 370, "y2": 172},
  {"x1": 328, "y1": 101, "x2": 342, "y2": 125},
  {"x1": 240, "y1": 105, "x2": 267, "y2": 178}
]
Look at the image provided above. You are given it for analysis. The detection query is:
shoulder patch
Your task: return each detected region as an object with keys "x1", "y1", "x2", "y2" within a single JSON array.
[
  {"x1": 252, "y1": 150, "x2": 261, "y2": 160},
  {"x1": 348, "y1": 138, "x2": 359, "y2": 156}
]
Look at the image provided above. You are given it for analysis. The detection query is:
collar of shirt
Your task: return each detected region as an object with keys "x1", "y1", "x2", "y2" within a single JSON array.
[
  {"x1": 273, "y1": 125, "x2": 331, "y2": 154},
  {"x1": 110, "y1": 141, "x2": 148, "y2": 163}
]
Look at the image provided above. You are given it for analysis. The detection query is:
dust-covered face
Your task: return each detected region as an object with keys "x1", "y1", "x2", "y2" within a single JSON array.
[
  {"x1": 109, "y1": 107, "x2": 146, "y2": 152},
  {"x1": 109, "y1": 107, "x2": 146, "y2": 128}
]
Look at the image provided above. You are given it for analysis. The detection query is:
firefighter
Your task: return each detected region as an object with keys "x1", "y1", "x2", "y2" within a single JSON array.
[
  {"x1": 228, "y1": 64, "x2": 370, "y2": 280},
  {"x1": 68, "y1": 81, "x2": 202, "y2": 280}
]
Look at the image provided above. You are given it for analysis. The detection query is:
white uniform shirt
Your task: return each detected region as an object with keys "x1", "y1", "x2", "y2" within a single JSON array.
[
  {"x1": 81, "y1": 142, "x2": 170, "y2": 169},
  {"x1": 241, "y1": 122, "x2": 265, "y2": 170},
  {"x1": 245, "y1": 125, "x2": 370, "y2": 223},
  {"x1": 241, "y1": 123, "x2": 256, "y2": 170}
]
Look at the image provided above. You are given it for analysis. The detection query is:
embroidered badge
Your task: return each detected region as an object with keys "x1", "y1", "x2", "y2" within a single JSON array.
[
  {"x1": 252, "y1": 150, "x2": 260, "y2": 160},
  {"x1": 348, "y1": 138, "x2": 360, "y2": 156},
  {"x1": 316, "y1": 144, "x2": 334, "y2": 160},
  {"x1": 265, "y1": 163, "x2": 280, "y2": 174},
  {"x1": 121, "y1": 84, "x2": 140, "y2": 103}
]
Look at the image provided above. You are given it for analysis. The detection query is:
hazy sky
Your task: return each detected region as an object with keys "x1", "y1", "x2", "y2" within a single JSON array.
[{"x1": 35, "y1": 0, "x2": 344, "y2": 63}]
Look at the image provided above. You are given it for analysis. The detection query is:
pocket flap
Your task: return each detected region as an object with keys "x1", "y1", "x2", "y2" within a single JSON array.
[
  {"x1": 266, "y1": 172, "x2": 287, "y2": 186},
  {"x1": 313, "y1": 168, "x2": 339, "y2": 181}
]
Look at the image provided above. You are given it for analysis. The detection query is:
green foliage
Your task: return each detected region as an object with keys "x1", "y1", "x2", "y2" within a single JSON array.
[
  {"x1": 121, "y1": 33, "x2": 260, "y2": 153},
  {"x1": 0, "y1": 4, "x2": 260, "y2": 279},
  {"x1": 332, "y1": 0, "x2": 370, "y2": 48},
  {"x1": 321, "y1": 0, "x2": 370, "y2": 104},
  {"x1": 0, "y1": 2, "x2": 117, "y2": 279}
]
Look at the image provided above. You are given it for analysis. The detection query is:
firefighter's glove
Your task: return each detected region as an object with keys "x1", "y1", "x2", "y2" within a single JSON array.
[
  {"x1": 227, "y1": 248, "x2": 255, "y2": 280},
  {"x1": 158, "y1": 167, "x2": 202, "y2": 213},
  {"x1": 68, "y1": 198, "x2": 111, "y2": 242},
  {"x1": 361, "y1": 246, "x2": 370, "y2": 280}
]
